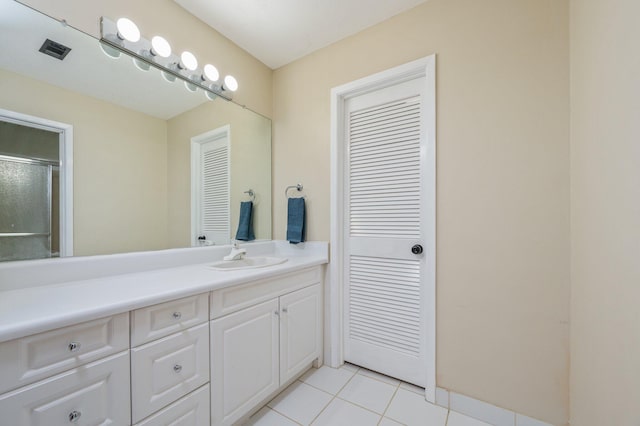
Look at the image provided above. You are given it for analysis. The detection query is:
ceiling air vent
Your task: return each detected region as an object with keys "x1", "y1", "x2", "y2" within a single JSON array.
[{"x1": 39, "y1": 39, "x2": 72, "y2": 60}]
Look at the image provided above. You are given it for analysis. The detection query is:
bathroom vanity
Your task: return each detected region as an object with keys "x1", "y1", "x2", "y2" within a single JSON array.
[{"x1": 0, "y1": 241, "x2": 327, "y2": 425}]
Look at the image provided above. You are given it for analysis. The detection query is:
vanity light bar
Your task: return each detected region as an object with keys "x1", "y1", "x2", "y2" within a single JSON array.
[{"x1": 99, "y1": 17, "x2": 238, "y2": 101}]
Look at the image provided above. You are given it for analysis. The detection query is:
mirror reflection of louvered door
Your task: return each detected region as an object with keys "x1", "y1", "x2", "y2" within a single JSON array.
[
  {"x1": 198, "y1": 135, "x2": 230, "y2": 246},
  {"x1": 344, "y1": 76, "x2": 428, "y2": 387}
]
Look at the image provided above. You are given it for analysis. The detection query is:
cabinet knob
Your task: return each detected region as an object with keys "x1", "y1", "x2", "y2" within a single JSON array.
[
  {"x1": 282, "y1": 307, "x2": 288, "y2": 313},
  {"x1": 68, "y1": 342, "x2": 81, "y2": 352},
  {"x1": 172, "y1": 311, "x2": 182, "y2": 320},
  {"x1": 173, "y1": 364, "x2": 182, "y2": 373},
  {"x1": 68, "y1": 410, "x2": 82, "y2": 422},
  {"x1": 274, "y1": 310, "x2": 280, "y2": 316}
]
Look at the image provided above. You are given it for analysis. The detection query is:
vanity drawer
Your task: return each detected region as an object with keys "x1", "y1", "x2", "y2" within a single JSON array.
[
  {"x1": 135, "y1": 384, "x2": 210, "y2": 426},
  {"x1": 131, "y1": 322, "x2": 210, "y2": 423},
  {"x1": 0, "y1": 313, "x2": 129, "y2": 394},
  {"x1": 131, "y1": 293, "x2": 209, "y2": 346},
  {"x1": 210, "y1": 266, "x2": 321, "y2": 319},
  {"x1": 0, "y1": 350, "x2": 130, "y2": 426}
]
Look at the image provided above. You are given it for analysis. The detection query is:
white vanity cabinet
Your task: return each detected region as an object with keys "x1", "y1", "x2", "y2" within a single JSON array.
[
  {"x1": 0, "y1": 314, "x2": 130, "y2": 425},
  {"x1": 130, "y1": 293, "x2": 211, "y2": 425},
  {"x1": 210, "y1": 267, "x2": 323, "y2": 426}
]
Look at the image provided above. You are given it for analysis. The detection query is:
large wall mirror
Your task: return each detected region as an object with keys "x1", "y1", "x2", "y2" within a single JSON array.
[{"x1": 0, "y1": 0, "x2": 272, "y2": 262}]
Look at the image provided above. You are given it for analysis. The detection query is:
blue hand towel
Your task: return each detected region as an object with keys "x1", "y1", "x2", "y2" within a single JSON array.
[
  {"x1": 286, "y1": 197, "x2": 305, "y2": 244},
  {"x1": 235, "y1": 201, "x2": 255, "y2": 241}
]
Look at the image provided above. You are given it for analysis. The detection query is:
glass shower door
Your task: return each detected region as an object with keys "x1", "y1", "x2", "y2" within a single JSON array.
[{"x1": 0, "y1": 157, "x2": 53, "y2": 261}]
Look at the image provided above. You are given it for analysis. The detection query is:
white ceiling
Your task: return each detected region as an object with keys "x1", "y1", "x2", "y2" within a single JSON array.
[{"x1": 174, "y1": 0, "x2": 429, "y2": 69}]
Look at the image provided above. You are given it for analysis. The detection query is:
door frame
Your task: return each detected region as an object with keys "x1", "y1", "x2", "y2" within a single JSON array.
[
  {"x1": 329, "y1": 55, "x2": 436, "y2": 402},
  {"x1": 0, "y1": 108, "x2": 74, "y2": 257},
  {"x1": 190, "y1": 125, "x2": 231, "y2": 247}
]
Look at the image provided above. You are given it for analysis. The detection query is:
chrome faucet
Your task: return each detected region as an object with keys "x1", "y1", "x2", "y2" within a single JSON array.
[{"x1": 223, "y1": 240, "x2": 247, "y2": 261}]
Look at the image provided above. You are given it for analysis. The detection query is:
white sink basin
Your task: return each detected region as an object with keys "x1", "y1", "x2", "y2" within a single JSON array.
[{"x1": 209, "y1": 256, "x2": 287, "y2": 271}]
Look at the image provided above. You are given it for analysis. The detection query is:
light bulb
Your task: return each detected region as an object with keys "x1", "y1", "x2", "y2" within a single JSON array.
[
  {"x1": 151, "y1": 36, "x2": 171, "y2": 58},
  {"x1": 133, "y1": 58, "x2": 150, "y2": 72},
  {"x1": 161, "y1": 71, "x2": 176, "y2": 83},
  {"x1": 116, "y1": 18, "x2": 140, "y2": 43},
  {"x1": 203, "y1": 64, "x2": 219, "y2": 82},
  {"x1": 179, "y1": 51, "x2": 198, "y2": 71},
  {"x1": 184, "y1": 80, "x2": 197, "y2": 92},
  {"x1": 99, "y1": 41, "x2": 121, "y2": 59},
  {"x1": 223, "y1": 75, "x2": 238, "y2": 92}
]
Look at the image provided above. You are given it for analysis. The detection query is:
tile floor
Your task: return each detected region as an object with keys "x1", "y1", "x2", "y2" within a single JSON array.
[{"x1": 244, "y1": 363, "x2": 493, "y2": 426}]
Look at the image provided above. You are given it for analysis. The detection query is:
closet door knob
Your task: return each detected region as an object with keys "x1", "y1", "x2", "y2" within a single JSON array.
[{"x1": 411, "y1": 244, "x2": 423, "y2": 255}]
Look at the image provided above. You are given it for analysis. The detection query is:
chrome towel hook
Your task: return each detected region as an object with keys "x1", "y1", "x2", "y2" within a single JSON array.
[
  {"x1": 285, "y1": 183, "x2": 303, "y2": 198},
  {"x1": 244, "y1": 189, "x2": 256, "y2": 202}
]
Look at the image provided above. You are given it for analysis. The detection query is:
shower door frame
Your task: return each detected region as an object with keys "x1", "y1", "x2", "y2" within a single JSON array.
[{"x1": 0, "y1": 108, "x2": 74, "y2": 257}]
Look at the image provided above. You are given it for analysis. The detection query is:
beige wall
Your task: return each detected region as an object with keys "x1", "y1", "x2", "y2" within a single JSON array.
[
  {"x1": 273, "y1": 0, "x2": 570, "y2": 424},
  {"x1": 19, "y1": 0, "x2": 273, "y2": 117},
  {"x1": 1, "y1": 68, "x2": 169, "y2": 256},
  {"x1": 570, "y1": 0, "x2": 640, "y2": 425},
  {"x1": 167, "y1": 102, "x2": 272, "y2": 247}
]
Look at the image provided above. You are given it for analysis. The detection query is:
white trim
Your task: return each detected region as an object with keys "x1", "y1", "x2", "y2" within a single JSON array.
[
  {"x1": 329, "y1": 55, "x2": 436, "y2": 402},
  {"x1": 190, "y1": 125, "x2": 231, "y2": 247},
  {"x1": 434, "y1": 387, "x2": 553, "y2": 426},
  {"x1": 0, "y1": 108, "x2": 73, "y2": 257}
]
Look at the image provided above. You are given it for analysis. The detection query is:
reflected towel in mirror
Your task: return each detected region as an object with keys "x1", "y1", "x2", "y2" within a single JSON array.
[
  {"x1": 286, "y1": 197, "x2": 305, "y2": 244},
  {"x1": 235, "y1": 201, "x2": 255, "y2": 241}
]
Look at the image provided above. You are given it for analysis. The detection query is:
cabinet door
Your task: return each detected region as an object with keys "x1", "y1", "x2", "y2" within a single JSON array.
[
  {"x1": 280, "y1": 284, "x2": 322, "y2": 384},
  {"x1": 211, "y1": 298, "x2": 279, "y2": 426}
]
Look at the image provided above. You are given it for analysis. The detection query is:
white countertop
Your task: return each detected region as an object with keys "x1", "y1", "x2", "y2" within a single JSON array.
[{"x1": 0, "y1": 241, "x2": 328, "y2": 343}]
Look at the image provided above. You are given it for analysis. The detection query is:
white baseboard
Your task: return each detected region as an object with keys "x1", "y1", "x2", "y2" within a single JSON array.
[{"x1": 434, "y1": 387, "x2": 554, "y2": 426}]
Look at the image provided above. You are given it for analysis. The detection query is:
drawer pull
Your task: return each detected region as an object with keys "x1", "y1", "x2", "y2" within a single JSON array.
[
  {"x1": 172, "y1": 311, "x2": 182, "y2": 320},
  {"x1": 173, "y1": 364, "x2": 183, "y2": 373},
  {"x1": 68, "y1": 342, "x2": 81, "y2": 352},
  {"x1": 68, "y1": 410, "x2": 82, "y2": 422}
]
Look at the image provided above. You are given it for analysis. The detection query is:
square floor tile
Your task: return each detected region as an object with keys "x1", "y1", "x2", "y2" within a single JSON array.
[
  {"x1": 244, "y1": 407, "x2": 299, "y2": 426},
  {"x1": 301, "y1": 365, "x2": 356, "y2": 395},
  {"x1": 268, "y1": 381, "x2": 333, "y2": 425},
  {"x1": 379, "y1": 417, "x2": 405, "y2": 426},
  {"x1": 340, "y1": 362, "x2": 360, "y2": 373},
  {"x1": 357, "y1": 368, "x2": 401, "y2": 386},
  {"x1": 338, "y1": 374, "x2": 397, "y2": 414},
  {"x1": 311, "y1": 398, "x2": 380, "y2": 426},
  {"x1": 447, "y1": 411, "x2": 493, "y2": 426},
  {"x1": 386, "y1": 388, "x2": 448, "y2": 426}
]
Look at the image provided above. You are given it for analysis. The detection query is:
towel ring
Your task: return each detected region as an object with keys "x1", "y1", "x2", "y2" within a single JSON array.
[
  {"x1": 244, "y1": 189, "x2": 256, "y2": 202},
  {"x1": 285, "y1": 183, "x2": 304, "y2": 198}
]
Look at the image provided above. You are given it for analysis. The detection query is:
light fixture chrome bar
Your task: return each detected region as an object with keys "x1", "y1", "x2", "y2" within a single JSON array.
[{"x1": 99, "y1": 17, "x2": 233, "y2": 101}]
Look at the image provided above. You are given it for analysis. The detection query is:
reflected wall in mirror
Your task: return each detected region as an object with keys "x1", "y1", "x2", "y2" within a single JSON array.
[{"x1": 0, "y1": 0, "x2": 271, "y2": 260}]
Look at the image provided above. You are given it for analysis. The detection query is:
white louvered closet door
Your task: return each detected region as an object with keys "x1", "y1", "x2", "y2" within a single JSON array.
[
  {"x1": 199, "y1": 136, "x2": 230, "y2": 245},
  {"x1": 344, "y1": 76, "x2": 428, "y2": 387}
]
